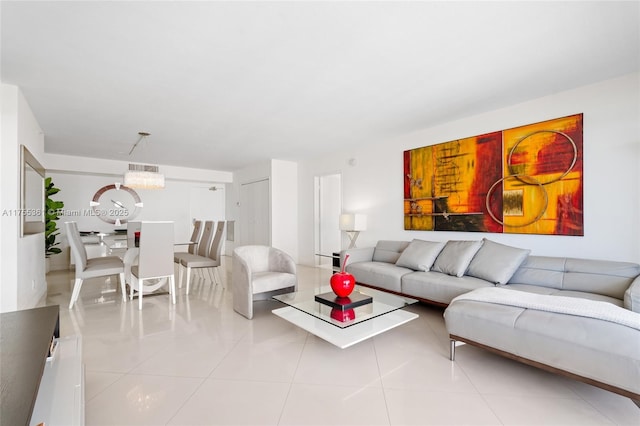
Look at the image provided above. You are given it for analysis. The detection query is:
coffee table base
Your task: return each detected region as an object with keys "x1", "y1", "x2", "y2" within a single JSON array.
[{"x1": 272, "y1": 307, "x2": 418, "y2": 349}]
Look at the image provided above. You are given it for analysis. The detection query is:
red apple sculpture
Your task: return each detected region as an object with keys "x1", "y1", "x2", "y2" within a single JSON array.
[
  {"x1": 330, "y1": 307, "x2": 356, "y2": 322},
  {"x1": 330, "y1": 254, "x2": 356, "y2": 297}
]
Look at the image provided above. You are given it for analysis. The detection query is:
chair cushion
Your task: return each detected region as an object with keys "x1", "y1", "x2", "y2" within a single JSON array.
[
  {"x1": 185, "y1": 258, "x2": 217, "y2": 268},
  {"x1": 252, "y1": 271, "x2": 297, "y2": 294},
  {"x1": 179, "y1": 253, "x2": 217, "y2": 268},
  {"x1": 80, "y1": 256, "x2": 123, "y2": 279},
  {"x1": 174, "y1": 252, "x2": 192, "y2": 263}
]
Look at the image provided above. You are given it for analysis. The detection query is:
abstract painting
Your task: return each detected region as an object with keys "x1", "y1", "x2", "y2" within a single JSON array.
[{"x1": 404, "y1": 114, "x2": 583, "y2": 235}]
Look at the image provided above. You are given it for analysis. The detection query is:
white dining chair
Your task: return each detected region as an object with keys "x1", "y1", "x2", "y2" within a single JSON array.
[
  {"x1": 129, "y1": 221, "x2": 176, "y2": 310},
  {"x1": 174, "y1": 220, "x2": 203, "y2": 286},
  {"x1": 66, "y1": 221, "x2": 126, "y2": 309},
  {"x1": 180, "y1": 221, "x2": 226, "y2": 294},
  {"x1": 177, "y1": 220, "x2": 214, "y2": 288}
]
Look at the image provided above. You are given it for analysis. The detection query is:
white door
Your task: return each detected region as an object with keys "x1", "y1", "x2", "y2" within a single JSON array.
[{"x1": 239, "y1": 179, "x2": 270, "y2": 246}]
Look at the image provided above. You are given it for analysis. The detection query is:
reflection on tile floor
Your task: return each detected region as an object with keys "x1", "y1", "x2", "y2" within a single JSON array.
[{"x1": 45, "y1": 257, "x2": 640, "y2": 425}]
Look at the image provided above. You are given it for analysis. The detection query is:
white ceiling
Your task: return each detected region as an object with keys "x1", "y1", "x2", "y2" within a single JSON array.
[{"x1": 2, "y1": 1, "x2": 638, "y2": 171}]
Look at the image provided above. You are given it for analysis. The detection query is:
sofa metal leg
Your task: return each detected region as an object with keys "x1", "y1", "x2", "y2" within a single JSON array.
[{"x1": 450, "y1": 339, "x2": 456, "y2": 361}]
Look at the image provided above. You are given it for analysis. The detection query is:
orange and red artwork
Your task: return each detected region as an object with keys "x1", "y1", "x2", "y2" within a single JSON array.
[{"x1": 404, "y1": 114, "x2": 583, "y2": 235}]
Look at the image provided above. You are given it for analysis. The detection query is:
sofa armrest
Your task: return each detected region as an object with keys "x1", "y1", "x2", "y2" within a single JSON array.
[
  {"x1": 340, "y1": 247, "x2": 375, "y2": 268},
  {"x1": 624, "y1": 275, "x2": 640, "y2": 313}
]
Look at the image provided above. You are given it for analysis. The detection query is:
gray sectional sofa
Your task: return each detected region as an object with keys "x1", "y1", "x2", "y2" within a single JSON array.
[{"x1": 341, "y1": 239, "x2": 640, "y2": 401}]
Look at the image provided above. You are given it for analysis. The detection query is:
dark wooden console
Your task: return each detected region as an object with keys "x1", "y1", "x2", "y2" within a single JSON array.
[{"x1": 0, "y1": 305, "x2": 60, "y2": 426}]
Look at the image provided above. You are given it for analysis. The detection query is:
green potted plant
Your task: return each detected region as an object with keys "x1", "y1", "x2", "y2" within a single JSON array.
[{"x1": 45, "y1": 177, "x2": 64, "y2": 259}]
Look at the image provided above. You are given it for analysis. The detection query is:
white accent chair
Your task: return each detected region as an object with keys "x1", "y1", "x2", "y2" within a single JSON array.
[
  {"x1": 66, "y1": 221, "x2": 126, "y2": 309},
  {"x1": 232, "y1": 245, "x2": 297, "y2": 319},
  {"x1": 129, "y1": 221, "x2": 177, "y2": 310}
]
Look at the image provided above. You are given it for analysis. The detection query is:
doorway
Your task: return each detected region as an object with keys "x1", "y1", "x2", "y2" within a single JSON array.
[{"x1": 314, "y1": 173, "x2": 341, "y2": 269}]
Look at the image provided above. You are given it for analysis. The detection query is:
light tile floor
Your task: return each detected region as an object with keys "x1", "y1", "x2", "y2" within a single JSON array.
[{"x1": 44, "y1": 257, "x2": 640, "y2": 426}]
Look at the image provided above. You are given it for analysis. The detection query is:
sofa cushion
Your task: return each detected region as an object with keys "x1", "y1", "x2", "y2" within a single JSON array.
[
  {"x1": 444, "y1": 298, "x2": 640, "y2": 396},
  {"x1": 505, "y1": 284, "x2": 624, "y2": 307},
  {"x1": 402, "y1": 271, "x2": 493, "y2": 304},
  {"x1": 509, "y1": 256, "x2": 640, "y2": 300},
  {"x1": 432, "y1": 240, "x2": 483, "y2": 277},
  {"x1": 562, "y1": 258, "x2": 640, "y2": 299},
  {"x1": 507, "y1": 256, "x2": 567, "y2": 289},
  {"x1": 372, "y1": 240, "x2": 410, "y2": 263},
  {"x1": 466, "y1": 239, "x2": 530, "y2": 284},
  {"x1": 395, "y1": 239, "x2": 445, "y2": 271},
  {"x1": 624, "y1": 277, "x2": 640, "y2": 313},
  {"x1": 347, "y1": 261, "x2": 413, "y2": 293}
]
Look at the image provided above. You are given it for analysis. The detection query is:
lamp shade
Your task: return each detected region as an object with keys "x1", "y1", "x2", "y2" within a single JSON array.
[
  {"x1": 124, "y1": 171, "x2": 165, "y2": 189},
  {"x1": 124, "y1": 163, "x2": 165, "y2": 189},
  {"x1": 339, "y1": 213, "x2": 367, "y2": 231}
]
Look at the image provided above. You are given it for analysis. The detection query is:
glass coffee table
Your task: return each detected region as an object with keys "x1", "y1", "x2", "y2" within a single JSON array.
[{"x1": 272, "y1": 285, "x2": 418, "y2": 349}]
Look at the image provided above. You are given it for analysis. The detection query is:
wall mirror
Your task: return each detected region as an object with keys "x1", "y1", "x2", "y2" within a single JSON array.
[{"x1": 21, "y1": 145, "x2": 45, "y2": 236}]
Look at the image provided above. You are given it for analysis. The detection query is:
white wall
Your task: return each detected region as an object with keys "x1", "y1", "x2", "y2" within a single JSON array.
[
  {"x1": 298, "y1": 73, "x2": 640, "y2": 265},
  {"x1": 271, "y1": 159, "x2": 298, "y2": 258},
  {"x1": 229, "y1": 160, "x2": 299, "y2": 260},
  {"x1": 1, "y1": 84, "x2": 47, "y2": 312},
  {"x1": 228, "y1": 161, "x2": 271, "y2": 256}
]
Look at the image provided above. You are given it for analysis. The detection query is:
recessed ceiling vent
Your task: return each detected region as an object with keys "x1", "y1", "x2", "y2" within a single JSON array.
[{"x1": 128, "y1": 163, "x2": 160, "y2": 173}]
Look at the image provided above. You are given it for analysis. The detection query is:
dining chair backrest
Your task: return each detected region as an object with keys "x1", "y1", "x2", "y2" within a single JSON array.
[
  {"x1": 127, "y1": 221, "x2": 141, "y2": 248},
  {"x1": 208, "y1": 221, "x2": 226, "y2": 265},
  {"x1": 189, "y1": 220, "x2": 203, "y2": 255},
  {"x1": 197, "y1": 221, "x2": 215, "y2": 258},
  {"x1": 66, "y1": 221, "x2": 87, "y2": 272},
  {"x1": 138, "y1": 221, "x2": 174, "y2": 279}
]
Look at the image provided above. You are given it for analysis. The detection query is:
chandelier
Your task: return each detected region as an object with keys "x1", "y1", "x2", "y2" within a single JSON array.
[
  {"x1": 124, "y1": 163, "x2": 165, "y2": 189},
  {"x1": 124, "y1": 132, "x2": 165, "y2": 189}
]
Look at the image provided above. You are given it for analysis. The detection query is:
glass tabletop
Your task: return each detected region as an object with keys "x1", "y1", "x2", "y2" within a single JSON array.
[{"x1": 273, "y1": 285, "x2": 417, "y2": 329}]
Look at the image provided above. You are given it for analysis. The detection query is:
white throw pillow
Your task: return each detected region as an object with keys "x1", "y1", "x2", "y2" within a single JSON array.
[
  {"x1": 432, "y1": 240, "x2": 484, "y2": 277},
  {"x1": 395, "y1": 239, "x2": 446, "y2": 271},
  {"x1": 466, "y1": 238, "x2": 531, "y2": 284}
]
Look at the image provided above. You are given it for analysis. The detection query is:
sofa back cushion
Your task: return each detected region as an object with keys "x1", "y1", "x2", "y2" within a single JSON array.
[
  {"x1": 563, "y1": 258, "x2": 640, "y2": 299},
  {"x1": 372, "y1": 240, "x2": 410, "y2": 263},
  {"x1": 432, "y1": 240, "x2": 484, "y2": 277},
  {"x1": 395, "y1": 239, "x2": 446, "y2": 271},
  {"x1": 508, "y1": 256, "x2": 640, "y2": 299},
  {"x1": 466, "y1": 239, "x2": 531, "y2": 284}
]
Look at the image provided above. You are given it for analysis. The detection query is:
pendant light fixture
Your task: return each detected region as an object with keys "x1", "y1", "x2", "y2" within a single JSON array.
[{"x1": 124, "y1": 132, "x2": 165, "y2": 189}]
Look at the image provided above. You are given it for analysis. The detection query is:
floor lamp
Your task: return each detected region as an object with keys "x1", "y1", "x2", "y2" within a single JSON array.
[{"x1": 340, "y1": 213, "x2": 367, "y2": 249}]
